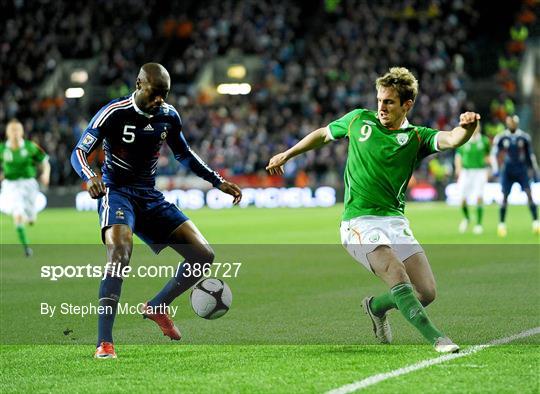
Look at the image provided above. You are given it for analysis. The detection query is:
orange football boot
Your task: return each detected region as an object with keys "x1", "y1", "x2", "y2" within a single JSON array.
[
  {"x1": 94, "y1": 341, "x2": 117, "y2": 359},
  {"x1": 142, "y1": 302, "x2": 181, "y2": 340}
]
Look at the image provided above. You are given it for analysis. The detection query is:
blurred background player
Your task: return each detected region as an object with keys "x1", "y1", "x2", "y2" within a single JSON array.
[
  {"x1": 454, "y1": 123, "x2": 491, "y2": 234},
  {"x1": 267, "y1": 67, "x2": 480, "y2": 353},
  {"x1": 0, "y1": 119, "x2": 50, "y2": 256},
  {"x1": 491, "y1": 115, "x2": 539, "y2": 237},
  {"x1": 71, "y1": 63, "x2": 242, "y2": 359}
]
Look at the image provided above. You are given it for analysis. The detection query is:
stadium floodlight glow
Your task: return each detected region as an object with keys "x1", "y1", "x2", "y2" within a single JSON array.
[
  {"x1": 70, "y1": 69, "x2": 88, "y2": 83},
  {"x1": 65, "y1": 87, "x2": 85, "y2": 98},
  {"x1": 216, "y1": 83, "x2": 251, "y2": 95},
  {"x1": 227, "y1": 64, "x2": 247, "y2": 79}
]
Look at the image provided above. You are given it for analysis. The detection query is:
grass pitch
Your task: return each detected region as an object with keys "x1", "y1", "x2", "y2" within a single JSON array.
[{"x1": 1, "y1": 203, "x2": 539, "y2": 393}]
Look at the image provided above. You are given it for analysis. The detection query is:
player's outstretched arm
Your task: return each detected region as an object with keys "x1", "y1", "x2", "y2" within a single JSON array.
[
  {"x1": 266, "y1": 127, "x2": 331, "y2": 175},
  {"x1": 437, "y1": 112, "x2": 480, "y2": 150},
  {"x1": 168, "y1": 131, "x2": 242, "y2": 204},
  {"x1": 218, "y1": 181, "x2": 242, "y2": 205}
]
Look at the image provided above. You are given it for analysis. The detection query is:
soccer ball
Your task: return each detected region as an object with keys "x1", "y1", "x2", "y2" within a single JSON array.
[{"x1": 190, "y1": 278, "x2": 232, "y2": 319}]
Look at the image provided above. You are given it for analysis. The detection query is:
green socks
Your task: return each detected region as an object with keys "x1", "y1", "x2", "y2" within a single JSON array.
[
  {"x1": 477, "y1": 206, "x2": 483, "y2": 225},
  {"x1": 16, "y1": 225, "x2": 29, "y2": 248},
  {"x1": 461, "y1": 205, "x2": 470, "y2": 220},
  {"x1": 391, "y1": 283, "x2": 444, "y2": 344},
  {"x1": 370, "y1": 292, "x2": 397, "y2": 317}
]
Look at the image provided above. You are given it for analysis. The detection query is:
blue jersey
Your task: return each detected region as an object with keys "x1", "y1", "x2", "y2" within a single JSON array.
[
  {"x1": 71, "y1": 94, "x2": 223, "y2": 188},
  {"x1": 492, "y1": 129, "x2": 534, "y2": 174}
]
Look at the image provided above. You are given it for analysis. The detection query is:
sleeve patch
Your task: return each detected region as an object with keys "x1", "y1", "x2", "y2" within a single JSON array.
[
  {"x1": 324, "y1": 126, "x2": 335, "y2": 141},
  {"x1": 78, "y1": 134, "x2": 98, "y2": 153},
  {"x1": 433, "y1": 132, "x2": 441, "y2": 152}
]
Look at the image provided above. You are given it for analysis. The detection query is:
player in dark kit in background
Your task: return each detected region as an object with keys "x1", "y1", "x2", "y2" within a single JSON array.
[
  {"x1": 71, "y1": 63, "x2": 242, "y2": 358},
  {"x1": 491, "y1": 115, "x2": 539, "y2": 237}
]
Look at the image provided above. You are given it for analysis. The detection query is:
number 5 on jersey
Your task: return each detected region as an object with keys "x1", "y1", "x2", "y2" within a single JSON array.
[{"x1": 122, "y1": 125, "x2": 136, "y2": 143}]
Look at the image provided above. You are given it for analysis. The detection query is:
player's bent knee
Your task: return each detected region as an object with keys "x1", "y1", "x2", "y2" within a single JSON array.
[
  {"x1": 199, "y1": 245, "x2": 215, "y2": 266},
  {"x1": 418, "y1": 287, "x2": 437, "y2": 306},
  {"x1": 106, "y1": 242, "x2": 133, "y2": 267}
]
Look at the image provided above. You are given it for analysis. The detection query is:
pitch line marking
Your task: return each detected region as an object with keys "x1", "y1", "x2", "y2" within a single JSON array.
[{"x1": 326, "y1": 327, "x2": 540, "y2": 394}]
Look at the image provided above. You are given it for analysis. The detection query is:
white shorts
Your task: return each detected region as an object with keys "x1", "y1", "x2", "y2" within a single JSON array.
[
  {"x1": 0, "y1": 178, "x2": 39, "y2": 221},
  {"x1": 457, "y1": 168, "x2": 488, "y2": 202},
  {"x1": 340, "y1": 215, "x2": 423, "y2": 273}
]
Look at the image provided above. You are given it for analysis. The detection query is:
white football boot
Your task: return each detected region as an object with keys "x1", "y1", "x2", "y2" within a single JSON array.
[
  {"x1": 473, "y1": 225, "x2": 483, "y2": 234},
  {"x1": 362, "y1": 296, "x2": 392, "y2": 344},
  {"x1": 434, "y1": 337, "x2": 460, "y2": 353},
  {"x1": 458, "y1": 219, "x2": 469, "y2": 234}
]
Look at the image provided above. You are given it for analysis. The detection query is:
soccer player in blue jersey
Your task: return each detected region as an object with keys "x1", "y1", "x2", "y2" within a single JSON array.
[
  {"x1": 492, "y1": 115, "x2": 539, "y2": 236},
  {"x1": 71, "y1": 63, "x2": 242, "y2": 359}
]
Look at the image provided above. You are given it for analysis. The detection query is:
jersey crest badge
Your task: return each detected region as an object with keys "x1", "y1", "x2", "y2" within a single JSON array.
[
  {"x1": 161, "y1": 131, "x2": 168, "y2": 140},
  {"x1": 80, "y1": 134, "x2": 98, "y2": 153},
  {"x1": 396, "y1": 133, "x2": 409, "y2": 146},
  {"x1": 115, "y1": 208, "x2": 125, "y2": 220}
]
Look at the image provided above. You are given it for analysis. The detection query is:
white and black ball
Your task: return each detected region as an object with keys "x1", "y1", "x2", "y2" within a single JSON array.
[{"x1": 190, "y1": 278, "x2": 232, "y2": 319}]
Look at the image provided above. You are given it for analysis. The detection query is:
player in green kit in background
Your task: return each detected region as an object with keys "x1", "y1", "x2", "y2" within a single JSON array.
[
  {"x1": 454, "y1": 123, "x2": 491, "y2": 234},
  {"x1": 267, "y1": 67, "x2": 480, "y2": 353},
  {"x1": 0, "y1": 119, "x2": 50, "y2": 256}
]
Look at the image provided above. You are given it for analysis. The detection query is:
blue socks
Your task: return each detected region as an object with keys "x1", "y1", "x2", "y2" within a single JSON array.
[
  {"x1": 97, "y1": 274, "x2": 123, "y2": 346},
  {"x1": 530, "y1": 203, "x2": 538, "y2": 221},
  {"x1": 148, "y1": 261, "x2": 203, "y2": 308}
]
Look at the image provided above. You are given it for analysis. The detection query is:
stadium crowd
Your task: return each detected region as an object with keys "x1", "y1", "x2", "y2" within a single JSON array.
[{"x1": 1, "y1": 0, "x2": 513, "y2": 190}]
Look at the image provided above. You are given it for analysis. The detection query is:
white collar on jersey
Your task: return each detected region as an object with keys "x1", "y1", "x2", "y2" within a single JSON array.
[
  {"x1": 503, "y1": 128, "x2": 524, "y2": 137},
  {"x1": 399, "y1": 118, "x2": 410, "y2": 129},
  {"x1": 131, "y1": 93, "x2": 154, "y2": 118},
  {"x1": 7, "y1": 138, "x2": 24, "y2": 150}
]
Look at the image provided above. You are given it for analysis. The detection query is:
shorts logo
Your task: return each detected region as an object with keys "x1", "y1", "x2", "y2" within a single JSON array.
[
  {"x1": 396, "y1": 133, "x2": 409, "y2": 145},
  {"x1": 161, "y1": 131, "x2": 167, "y2": 140},
  {"x1": 79, "y1": 134, "x2": 97, "y2": 153},
  {"x1": 403, "y1": 228, "x2": 412, "y2": 237},
  {"x1": 368, "y1": 232, "x2": 380, "y2": 243},
  {"x1": 115, "y1": 208, "x2": 125, "y2": 220}
]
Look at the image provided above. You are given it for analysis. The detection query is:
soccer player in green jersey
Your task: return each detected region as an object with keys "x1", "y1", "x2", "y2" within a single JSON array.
[
  {"x1": 454, "y1": 123, "x2": 491, "y2": 234},
  {"x1": 267, "y1": 67, "x2": 479, "y2": 353},
  {"x1": 0, "y1": 119, "x2": 50, "y2": 256}
]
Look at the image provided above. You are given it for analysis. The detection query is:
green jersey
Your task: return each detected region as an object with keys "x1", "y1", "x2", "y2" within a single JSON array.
[
  {"x1": 456, "y1": 135, "x2": 490, "y2": 169},
  {"x1": 328, "y1": 109, "x2": 439, "y2": 220},
  {"x1": 0, "y1": 140, "x2": 47, "y2": 180}
]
